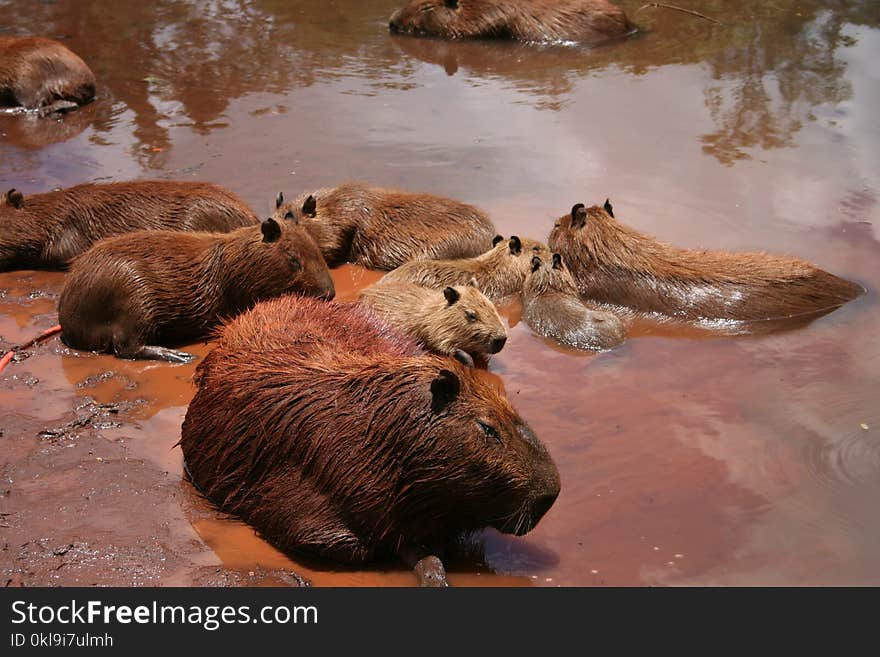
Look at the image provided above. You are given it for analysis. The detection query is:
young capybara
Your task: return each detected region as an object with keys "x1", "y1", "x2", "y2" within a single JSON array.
[
  {"x1": 0, "y1": 181, "x2": 260, "y2": 272},
  {"x1": 0, "y1": 36, "x2": 96, "y2": 113},
  {"x1": 180, "y1": 296, "x2": 560, "y2": 586},
  {"x1": 547, "y1": 200, "x2": 864, "y2": 323},
  {"x1": 58, "y1": 218, "x2": 334, "y2": 363},
  {"x1": 522, "y1": 253, "x2": 625, "y2": 351},
  {"x1": 380, "y1": 234, "x2": 550, "y2": 301},
  {"x1": 273, "y1": 182, "x2": 496, "y2": 270},
  {"x1": 358, "y1": 280, "x2": 507, "y2": 362},
  {"x1": 388, "y1": 0, "x2": 634, "y2": 45}
]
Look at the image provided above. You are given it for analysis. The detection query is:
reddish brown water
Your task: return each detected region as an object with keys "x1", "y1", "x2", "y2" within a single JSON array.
[{"x1": 1, "y1": 1, "x2": 878, "y2": 586}]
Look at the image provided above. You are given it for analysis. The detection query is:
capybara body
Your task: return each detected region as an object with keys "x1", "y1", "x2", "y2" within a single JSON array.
[
  {"x1": 0, "y1": 181, "x2": 260, "y2": 272},
  {"x1": 273, "y1": 182, "x2": 496, "y2": 270},
  {"x1": 381, "y1": 235, "x2": 549, "y2": 301},
  {"x1": 358, "y1": 281, "x2": 507, "y2": 360},
  {"x1": 180, "y1": 296, "x2": 560, "y2": 584},
  {"x1": 522, "y1": 253, "x2": 625, "y2": 350},
  {"x1": 547, "y1": 202, "x2": 864, "y2": 323},
  {"x1": 58, "y1": 219, "x2": 334, "y2": 362},
  {"x1": 0, "y1": 36, "x2": 96, "y2": 111},
  {"x1": 389, "y1": 0, "x2": 634, "y2": 44}
]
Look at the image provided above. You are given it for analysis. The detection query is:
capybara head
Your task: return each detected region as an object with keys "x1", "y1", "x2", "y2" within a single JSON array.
[
  {"x1": 438, "y1": 281, "x2": 508, "y2": 355},
  {"x1": 254, "y1": 217, "x2": 335, "y2": 300},
  {"x1": 1, "y1": 188, "x2": 24, "y2": 209},
  {"x1": 525, "y1": 252, "x2": 581, "y2": 297},
  {"x1": 389, "y1": 0, "x2": 469, "y2": 37},
  {"x1": 273, "y1": 191, "x2": 317, "y2": 222},
  {"x1": 547, "y1": 201, "x2": 621, "y2": 271}
]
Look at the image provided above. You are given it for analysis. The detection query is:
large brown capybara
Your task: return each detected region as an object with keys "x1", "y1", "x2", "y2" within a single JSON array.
[
  {"x1": 381, "y1": 234, "x2": 549, "y2": 301},
  {"x1": 58, "y1": 218, "x2": 334, "y2": 363},
  {"x1": 0, "y1": 36, "x2": 96, "y2": 113},
  {"x1": 547, "y1": 200, "x2": 865, "y2": 323},
  {"x1": 180, "y1": 296, "x2": 560, "y2": 587},
  {"x1": 388, "y1": 0, "x2": 635, "y2": 45},
  {"x1": 0, "y1": 181, "x2": 260, "y2": 272},
  {"x1": 522, "y1": 253, "x2": 625, "y2": 351},
  {"x1": 273, "y1": 182, "x2": 496, "y2": 270}
]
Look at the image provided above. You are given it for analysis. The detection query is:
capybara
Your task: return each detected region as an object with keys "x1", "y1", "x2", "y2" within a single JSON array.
[
  {"x1": 0, "y1": 36, "x2": 96, "y2": 113},
  {"x1": 58, "y1": 218, "x2": 334, "y2": 363},
  {"x1": 273, "y1": 182, "x2": 496, "y2": 270},
  {"x1": 547, "y1": 200, "x2": 864, "y2": 322},
  {"x1": 0, "y1": 181, "x2": 260, "y2": 272},
  {"x1": 388, "y1": 0, "x2": 634, "y2": 45},
  {"x1": 358, "y1": 280, "x2": 507, "y2": 362},
  {"x1": 522, "y1": 253, "x2": 625, "y2": 350},
  {"x1": 180, "y1": 296, "x2": 560, "y2": 586},
  {"x1": 381, "y1": 234, "x2": 550, "y2": 301}
]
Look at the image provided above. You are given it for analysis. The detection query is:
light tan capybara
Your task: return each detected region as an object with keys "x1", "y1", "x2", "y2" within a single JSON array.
[
  {"x1": 58, "y1": 218, "x2": 334, "y2": 363},
  {"x1": 547, "y1": 200, "x2": 864, "y2": 323},
  {"x1": 389, "y1": 0, "x2": 634, "y2": 45},
  {"x1": 0, "y1": 181, "x2": 260, "y2": 272},
  {"x1": 0, "y1": 36, "x2": 96, "y2": 113},
  {"x1": 381, "y1": 234, "x2": 550, "y2": 301},
  {"x1": 273, "y1": 182, "x2": 496, "y2": 270},
  {"x1": 180, "y1": 296, "x2": 560, "y2": 587},
  {"x1": 522, "y1": 253, "x2": 625, "y2": 351}
]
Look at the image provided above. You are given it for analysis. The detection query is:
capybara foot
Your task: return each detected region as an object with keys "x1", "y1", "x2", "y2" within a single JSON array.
[
  {"x1": 452, "y1": 349, "x2": 475, "y2": 368},
  {"x1": 413, "y1": 555, "x2": 449, "y2": 588},
  {"x1": 127, "y1": 345, "x2": 198, "y2": 363}
]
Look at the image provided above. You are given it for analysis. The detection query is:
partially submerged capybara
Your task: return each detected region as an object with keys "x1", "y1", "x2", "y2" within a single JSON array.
[
  {"x1": 58, "y1": 218, "x2": 334, "y2": 363},
  {"x1": 381, "y1": 234, "x2": 549, "y2": 301},
  {"x1": 180, "y1": 296, "x2": 560, "y2": 586},
  {"x1": 273, "y1": 182, "x2": 496, "y2": 270},
  {"x1": 547, "y1": 200, "x2": 864, "y2": 322},
  {"x1": 0, "y1": 181, "x2": 260, "y2": 271},
  {"x1": 0, "y1": 36, "x2": 96, "y2": 113},
  {"x1": 522, "y1": 253, "x2": 625, "y2": 350},
  {"x1": 358, "y1": 280, "x2": 507, "y2": 362},
  {"x1": 388, "y1": 0, "x2": 634, "y2": 45}
]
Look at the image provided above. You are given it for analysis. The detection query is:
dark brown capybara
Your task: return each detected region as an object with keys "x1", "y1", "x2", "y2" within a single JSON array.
[
  {"x1": 0, "y1": 36, "x2": 96, "y2": 113},
  {"x1": 180, "y1": 296, "x2": 560, "y2": 587},
  {"x1": 0, "y1": 181, "x2": 260, "y2": 272},
  {"x1": 381, "y1": 234, "x2": 549, "y2": 301},
  {"x1": 547, "y1": 200, "x2": 864, "y2": 323},
  {"x1": 57, "y1": 218, "x2": 334, "y2": 363},
  {"x1": 388, "y1": 0, "x2": 634, "y2": 45},
  {"x1": 522, "y1": 253, "x2": 625, "y2": 351},
  {"x1": 272, "y1": 182, "x2": 496, "y2": 270}
]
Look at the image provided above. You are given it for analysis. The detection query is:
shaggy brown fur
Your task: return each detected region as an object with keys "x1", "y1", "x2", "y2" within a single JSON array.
[
  {"x1": 547, "y1": 201, "x2": 864, "y2": 322},
  {"x1": 58, "y1": 219, "x2": 334, "y2": 363},
  {"x1": 381, "y1": 235, "x2": 549, "y2": 301},
  {"x1": 180, "y1": 296, "x2": 560, "y2": 585},
  {"x1": 0, "y1": 36, "x2": 96, "y2": 112},
  {"x1": 273, "y1": 182, "x2": 496, "y2": 270},
  {"x1": 388, "y1": 0, "x2": 634, "y2": 44},
  {"x1": 0, "y1": 181, "x2": 260, "y2": 272},
  {"x1": 522, "y1": 253, "x2": 625, "y2": 350}
]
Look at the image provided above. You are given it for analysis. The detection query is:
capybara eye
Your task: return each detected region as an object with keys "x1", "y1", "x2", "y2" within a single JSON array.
[
  {"x1": 284, "y1": 211, "x2": 295, "y2": 220},
  {"x1": 289, "y1": 255, "x2": 302, "y2": 272},
  {"x1": 477, "y1": 420, "x2": 501, "y2": 444},
  {"x1": 465, "y1": 310, "x2": 477, "y2": 323}
]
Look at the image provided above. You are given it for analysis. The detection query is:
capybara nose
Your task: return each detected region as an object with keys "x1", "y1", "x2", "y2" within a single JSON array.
[
  {"x1": 531, "y1": 492, "x2": 558, "y2": 525},
  {"x1": 490, "y1": 336, "x2": 507, "y2": 353},
  {"x1": 389, "y1": 12, "x2": 402, "y2": 32}
]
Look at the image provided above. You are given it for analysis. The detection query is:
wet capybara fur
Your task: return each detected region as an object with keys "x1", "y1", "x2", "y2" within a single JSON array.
[
  {"x1": 381, "y1": 235, "x2": 549, "y2": 301},
  {"x1": 389, "y1": 0, "x2": 634, "y2": 45},
  {"x1": 180, "y1": 296, "x2": 560, "y2": 585},
  {"x1": 0, "y1": 36, "x2": 96, "y2": 112},
  {"x1": 273, "y1": 182, "x2": 496, "y2": 270},
  {"x1": 58, "y1": 218, "x2": 334, "y2": 363},
  {"x1": 547, "y1": 201, "x2": 864, "y2": 323},
  {"x1": 522, "y1": 253, "x2": 625, "y2": 351},
  {"x1": 358, "y1": 280, "x2": 507, "y2": 361},
  {"x1": 0, "y1": 181, "x2": 260, "y2": 272}
]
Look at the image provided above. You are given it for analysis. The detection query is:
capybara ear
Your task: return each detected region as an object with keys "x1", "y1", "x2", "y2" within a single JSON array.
[
  {"x1": 430, "y1": 369, "x2": 460, "y2": 414},
  {"x1": 261, "y1": 218, "x2": 282, "y2": 243},
  {"x1": 443, "y1": 286, "x2": 461, "y2": 305},
  {"x1": 301, "y1": 195, "x2": 317, "y2": 217},
  {"x1": 531, "y1": 255, "x2": 542, "y2": 272},
  {"x1": 509, "y1": 236, "x2": 522, "y2": 255},
  {"x1": 571, "y1": 204, "x2": 587, "y2": 228},
  {"x1": 492, "y1": 234, "x2": 505, "y2": 247},
  {"x1": 603, "y1": 198, "x2": 614, "y2": 217},
  {"x1": 275, "y1": 192, "x2": 284, "y2": 209},
  {"x1": 552, "y1": 253, "x2": 563, "y2": 270},
  {"x1": 444, "y1": 0, "x2": 460, "y2": 8},
  {"x1": 5, "y1": 189, "x2": 24, "y2": 209}
]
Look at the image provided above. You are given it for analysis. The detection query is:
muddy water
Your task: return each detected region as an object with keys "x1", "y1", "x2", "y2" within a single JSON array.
[{"x1": 2, "y1": 0, "x2": 879, "y2": 586}]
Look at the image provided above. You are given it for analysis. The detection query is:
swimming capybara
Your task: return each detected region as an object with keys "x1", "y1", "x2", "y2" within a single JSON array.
[
  {"x1": 180, "y1": 296, "x2": 560, "y2": 586},
  {"x1": 381, "y1": 234, "x2": 549, "y2": 301},
  {"x1": 273, "y1": 182, "x2": 496, "y2": 270},
  {"x1": 388, "y1": 0, "x2": 634, "y2": 45},
  {"x1": 522, "y1": 253, "x2": 625, "y2": 350},
  {"x1": 58, "y1": 218, "x2": 334, "y2": 363},
  {"x1": 547, "y1": 200, "x2": 864, "y2": 323},
  {"x1": 0, "y1": 36, "x2": 96, "y2": 113},
  {"x1": 358, "y1": 280, "x2": 507, "y2": 362},
  {"x1": 0, "y1": 181, "x2": 260, "y2": 272}
]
